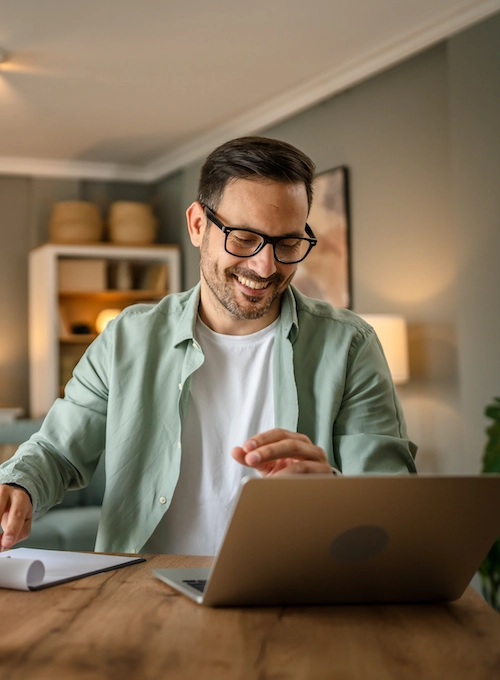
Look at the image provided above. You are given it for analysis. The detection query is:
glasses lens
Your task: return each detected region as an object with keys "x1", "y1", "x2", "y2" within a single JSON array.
[
  {"x1": 225, "y1": 228, "x2": 312, "y2": 264},
  {"x1": 226, "y1": 230, "x2": 264, "y2": 256},
  {"x1": 275, "y1": 237, "x2": 311, "y2": 263}
]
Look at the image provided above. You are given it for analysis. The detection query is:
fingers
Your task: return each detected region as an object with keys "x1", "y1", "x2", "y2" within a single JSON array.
[
  {"x1": 271, "y1": 460, "x2": 334, "y2": 476},
  {"x1": 231, "y1": 429, "x2": 332, "y2": 476},
  {"x1": 231, "y1": 446, "x2": 249, "y2": 467},
  {"x1": 242, "y1": 429, "x2": 327, "y2": 465},
  {"x1": 0, "y1": 486, "x2": 33, "y2": 551},
  {"x1": 240, "y1": 428, "x2": 308, "y2": 452}
]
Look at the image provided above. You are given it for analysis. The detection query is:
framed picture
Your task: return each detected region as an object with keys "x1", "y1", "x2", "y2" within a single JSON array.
[{"x1": 293, "y1": 166, "x2": 351, "y2": 308}]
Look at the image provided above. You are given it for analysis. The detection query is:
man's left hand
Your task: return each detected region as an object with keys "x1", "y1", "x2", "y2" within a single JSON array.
[{"x1": 232, "y1": 428, "x2": 333, "y2": 476}]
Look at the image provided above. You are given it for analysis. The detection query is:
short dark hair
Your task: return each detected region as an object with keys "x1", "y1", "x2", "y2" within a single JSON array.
[{"x1": 198, "y1": 136, "x2": 316, "y2": 213}]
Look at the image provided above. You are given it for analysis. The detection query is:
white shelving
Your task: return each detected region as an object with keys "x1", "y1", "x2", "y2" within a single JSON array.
[{"x1": 29, "y1": 243, "x2": 181, "y2": 418}]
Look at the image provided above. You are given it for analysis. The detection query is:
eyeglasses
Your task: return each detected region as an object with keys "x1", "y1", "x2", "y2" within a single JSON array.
[{"x1": 203, "y1": 205, "x2": 317, "y2": 264}]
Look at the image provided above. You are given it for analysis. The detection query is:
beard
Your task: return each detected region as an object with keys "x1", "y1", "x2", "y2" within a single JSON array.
[{"x1": 200, "y1": 231, "x2": 294, "y2": 321}]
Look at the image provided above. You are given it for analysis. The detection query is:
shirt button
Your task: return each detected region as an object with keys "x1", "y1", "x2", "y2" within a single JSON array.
[
  {"x1": 178, "y1": 441, "x2": 181, "y2": 449},
  {"x1": 192, "y1": 341, "x2": 199, "y2": 350},
  {"x1": 178, "y1": 383, "x2": 182, "y2": 391},
  {"x1": 159, "y1": 496, "x2": 167, "y2": 504},
  {"x1": 130, "y1": 549, "x2": 136, "y2": 554}
]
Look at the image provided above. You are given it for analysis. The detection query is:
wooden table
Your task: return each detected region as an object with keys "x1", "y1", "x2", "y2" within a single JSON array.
[{"x1": 0, "y1": 554, "x2": 499, "y2": 680}]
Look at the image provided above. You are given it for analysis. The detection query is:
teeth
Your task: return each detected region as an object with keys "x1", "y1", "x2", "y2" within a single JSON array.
[{"x1": 236, "y1": 275, "x2": 269, "y2": 290}]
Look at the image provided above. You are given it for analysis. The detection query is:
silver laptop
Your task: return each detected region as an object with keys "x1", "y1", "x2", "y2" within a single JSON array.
[{"x1": 152, "y1": 475, "x2": 500, "y2": 607}]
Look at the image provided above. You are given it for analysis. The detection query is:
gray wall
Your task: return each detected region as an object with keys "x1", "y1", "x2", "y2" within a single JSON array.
[
  {"x1": 154, "y1": 168, "x2": 198, "y2": 289},
  {"x1": 449, "y1": 15, "x2": 500, "y2": 471},
  {"x1": 0, "y1": 178, "x2": 30, "y2": 409},
  {"x1": 0, "y1": 13, "x2": 499, "y2": 475}
]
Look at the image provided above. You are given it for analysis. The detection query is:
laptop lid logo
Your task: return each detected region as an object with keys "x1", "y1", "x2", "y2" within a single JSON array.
[{"x1": 330, "y1": 526, "x2": 388, "y2": 563}]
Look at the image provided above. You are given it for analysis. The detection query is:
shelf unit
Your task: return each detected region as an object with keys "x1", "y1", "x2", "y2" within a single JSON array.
[{"x1": 29, "y1": 242, "x2": 181, "y2": 418}]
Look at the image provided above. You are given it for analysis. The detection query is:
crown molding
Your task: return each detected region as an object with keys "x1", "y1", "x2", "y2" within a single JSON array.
[
  {"x1": 1, "y1": 0, "x2": 499, "y2": 184},
  {"x1": 0, "y1": 156, "x2": 146, "y2": 183}
]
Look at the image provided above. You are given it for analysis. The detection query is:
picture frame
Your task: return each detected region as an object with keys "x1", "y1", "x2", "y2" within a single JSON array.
[{"x1": 293, "y1": 166, "x2": 351, "y2": 308}]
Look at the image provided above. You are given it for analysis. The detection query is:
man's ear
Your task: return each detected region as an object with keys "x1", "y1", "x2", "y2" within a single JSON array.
[{"x1": 186, "y1": 202, "x2": 206, "y2": 248}]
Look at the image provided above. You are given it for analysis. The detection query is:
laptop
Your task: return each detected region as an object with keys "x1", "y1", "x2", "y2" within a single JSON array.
[{"x1": 152, "y1": 474, "x2": 500, "y2": 607}]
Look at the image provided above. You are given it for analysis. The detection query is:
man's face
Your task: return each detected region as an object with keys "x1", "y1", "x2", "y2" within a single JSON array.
[{"x1": 193, "y1": 178, "x2": 309, "y2": 334}]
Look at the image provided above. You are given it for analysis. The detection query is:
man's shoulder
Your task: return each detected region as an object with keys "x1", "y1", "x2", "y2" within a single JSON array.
[
  {"x1": 100, "y1": 286, "x2": 199, "y2": 347},
  {"x1": 117, "y1": 286, "x2": 197, "y2": 323},
  {"x1": 290, "y1": 285, "x2": 370, "y2": 334}
]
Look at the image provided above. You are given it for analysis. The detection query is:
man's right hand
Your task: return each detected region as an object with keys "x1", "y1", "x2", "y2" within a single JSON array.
[{"x1": 0, "y1": 484, "x2": 33, "y2": 551}]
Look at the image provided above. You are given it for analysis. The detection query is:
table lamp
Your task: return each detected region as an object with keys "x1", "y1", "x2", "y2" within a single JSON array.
[{"x1": 358, "y1": 314, "x2": 409, "y2": 385}]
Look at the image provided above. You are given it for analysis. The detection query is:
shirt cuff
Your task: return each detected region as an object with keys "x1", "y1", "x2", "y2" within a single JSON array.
[{"x1": 4, "y1": 482, "x2": 33, "y2": 505}]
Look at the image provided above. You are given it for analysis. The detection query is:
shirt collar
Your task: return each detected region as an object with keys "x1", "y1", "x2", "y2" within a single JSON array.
[
  {"x1": 171, "y1": 281, "x2": 299, "y2": 346},
  {"x1": 279, "y1": 285, "x2": 299, "y2": 343},
  {"x1": 172, "y1": 282, "x2": 202, "y2": 346}
]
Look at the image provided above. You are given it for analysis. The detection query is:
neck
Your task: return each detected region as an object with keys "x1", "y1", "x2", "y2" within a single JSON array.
[{"x1": 198, "y1": 280, "x2": 281, "y2": 335}]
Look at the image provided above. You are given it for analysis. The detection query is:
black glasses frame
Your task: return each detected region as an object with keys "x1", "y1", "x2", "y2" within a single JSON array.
[{"x1": 202, "y1": 205, "x2": 317, "y2": 264}]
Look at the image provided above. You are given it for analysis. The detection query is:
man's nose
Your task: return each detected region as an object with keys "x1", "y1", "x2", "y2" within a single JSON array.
[{"x1": 248, "y1": 243, "x2": 277, "y2": 279}]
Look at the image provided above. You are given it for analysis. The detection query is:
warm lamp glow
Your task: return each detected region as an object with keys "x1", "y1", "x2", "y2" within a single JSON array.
[
  {"x1": 95, "y1": 309, "x2": 121, "y2": 334},
  {"x1": 358, "y1": 314, "x2": 409, "y2": 385}
]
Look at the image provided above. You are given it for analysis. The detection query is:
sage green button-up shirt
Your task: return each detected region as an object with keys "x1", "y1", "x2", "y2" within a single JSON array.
[{"x1": 0, "y1": 284, "x2": 417, "y2": 553}]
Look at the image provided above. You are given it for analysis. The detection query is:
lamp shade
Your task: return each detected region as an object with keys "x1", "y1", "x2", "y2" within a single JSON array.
[{"x1": 358, "y1": 314, "x2": 409, "y2": 384}]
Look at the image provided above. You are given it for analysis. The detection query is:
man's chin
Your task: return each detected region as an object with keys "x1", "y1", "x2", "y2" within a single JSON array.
[
  {"x1": 231, "y1": 300, "x2": 268, "y2": 320},
  {"x1": 240, "y1": 290, "x2": 267, "y2": 304},
  {"x1": 231, "y1": 291, "x2": 279, "y2": 320}
]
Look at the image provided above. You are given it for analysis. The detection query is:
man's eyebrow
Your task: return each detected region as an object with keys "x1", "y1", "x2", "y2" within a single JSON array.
[
  {"x1": 235, "y1": 225, "x2": 307, "y2": 239},
  {"x1": 280, "y1": 230, "x2": 307, "y2": 239}
]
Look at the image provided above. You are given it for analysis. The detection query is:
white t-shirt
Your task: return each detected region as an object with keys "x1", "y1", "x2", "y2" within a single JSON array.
[{"x1": 142, "y1": 316, "x2": 277, "y2": 555}]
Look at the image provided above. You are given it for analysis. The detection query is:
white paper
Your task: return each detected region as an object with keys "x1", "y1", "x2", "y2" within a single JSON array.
[
  {"x1": 0, "y1": 557, "x2": 45, "y2": 590},
  {"x1": 0, "y1": 547, "x2": 141, "y2": 590}
]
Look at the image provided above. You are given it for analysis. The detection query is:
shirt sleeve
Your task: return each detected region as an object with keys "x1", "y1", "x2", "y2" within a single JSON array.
[
  {"x1": 332, "y1": 325, "x2": 417, "y2": 475},
  {"x1": 0, "y1": 328, "x2": 110, "y2": 517}
]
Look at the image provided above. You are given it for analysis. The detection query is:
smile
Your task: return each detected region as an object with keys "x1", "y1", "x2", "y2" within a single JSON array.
[{"x1": 235, "y1": 275, "x2": 270, "y2": 290}]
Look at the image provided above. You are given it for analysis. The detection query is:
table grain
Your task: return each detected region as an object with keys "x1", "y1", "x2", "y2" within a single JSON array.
[{"x1": 0, "y1": 554, "x2": 499, "y2": 680}]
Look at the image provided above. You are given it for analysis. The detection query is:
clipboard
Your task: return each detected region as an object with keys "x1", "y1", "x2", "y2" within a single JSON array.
[{"x1": 0, "y1": 547, "x2": 145, "y2": 591}]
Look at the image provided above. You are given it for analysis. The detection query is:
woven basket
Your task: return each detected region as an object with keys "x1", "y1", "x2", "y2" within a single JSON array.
[
  {"x1": 49, "y1": 201, "x2": 103, "y2": 243},
  {"x1": 108, "y1": 220, "x2": 158, "y2": 245},
  {"x1": 108, "y1": 202, "x2": 158, "y2": 245},
  {"x1": 109, "y1": 202, "x2": 155, "y2": 224}
]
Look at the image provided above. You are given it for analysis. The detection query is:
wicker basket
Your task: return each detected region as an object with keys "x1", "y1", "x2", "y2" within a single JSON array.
[
  {"x1": 108, "y1": 202, "x2": 158, "y2": 245},
  {"x1": 49, "y1": 201, "x2": 103, "y2": 243}
]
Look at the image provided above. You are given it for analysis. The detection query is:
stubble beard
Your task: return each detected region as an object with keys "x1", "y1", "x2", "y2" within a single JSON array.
[{"x1": 200, "y1": 234, "x2": 294, "y2": 321}]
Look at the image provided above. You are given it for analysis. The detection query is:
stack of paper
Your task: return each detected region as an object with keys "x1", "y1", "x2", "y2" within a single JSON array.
[{"x1": 0, "y1": 547, "x2": 144, "y2": 591}]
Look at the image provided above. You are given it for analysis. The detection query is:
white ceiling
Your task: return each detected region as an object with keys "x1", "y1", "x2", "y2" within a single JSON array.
[{"x1": 0, "y1": 0, "x2": 499, "y2": 182}]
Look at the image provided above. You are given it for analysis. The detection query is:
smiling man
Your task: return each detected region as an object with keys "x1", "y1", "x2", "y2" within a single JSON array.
[{"x1": 0, "y1": 137, "x2": 417, "y2": 555}]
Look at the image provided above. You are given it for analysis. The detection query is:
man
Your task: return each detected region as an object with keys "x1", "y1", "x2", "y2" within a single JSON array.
[{"x1": 0, "y1": 137, "x2": 417, "y2": 555}]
